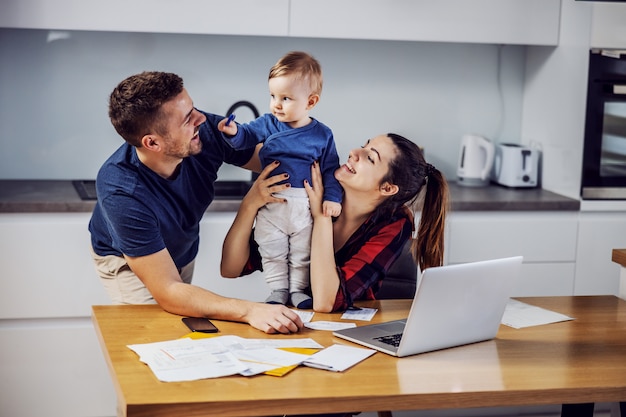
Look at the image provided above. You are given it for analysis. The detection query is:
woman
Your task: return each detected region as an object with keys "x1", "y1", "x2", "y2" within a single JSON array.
[{"x1": 221, "y1": 133, "x2": 449, "y2": 313}]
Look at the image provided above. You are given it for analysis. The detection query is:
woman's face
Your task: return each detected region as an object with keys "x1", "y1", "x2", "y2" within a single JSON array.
[{"x1": 335, "y1": 134, "x2": 398, "y2": 193}]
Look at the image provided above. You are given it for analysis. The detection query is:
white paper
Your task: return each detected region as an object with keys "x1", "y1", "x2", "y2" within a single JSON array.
[
  {"x1": 128, "y1": 338, "x2": 248, "y2": 381},
  {"x1": 340, "y1": 307, "x2": 378, "y2": 321},
  {"x1": 501, "y1": 299, "x2": 574, "y2": 329},
  {"x1": 304, "y1": 321, "x2": 357, "y2": 331},
  {"x1": 303, "y1": 344, "x2": 376, "y2": 372},
  {"x1": 293, "y1": 309, "x2": 315, "y2": 323},
  {"x1": 127, "y1": 335, "x2": 323, "y2": 382},
  {"x1": 232, "y1": 348, "x2": 311, "y2": 376},
  {"x1": 215, "y1": 335, "x2": 323, "y2": 350},
  {"x1": 238, "y1": 361, "x2": 284, "y2": 376}
]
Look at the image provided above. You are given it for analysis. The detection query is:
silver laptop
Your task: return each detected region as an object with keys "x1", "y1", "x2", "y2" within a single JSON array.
[{"x1": 333, "y1": 256, "x2": 523, "y2": 357}]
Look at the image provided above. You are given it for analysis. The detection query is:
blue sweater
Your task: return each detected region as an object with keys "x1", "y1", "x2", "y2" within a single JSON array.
[{"x1": 224, "y1": 114, "x2": 342, "y2": 204}]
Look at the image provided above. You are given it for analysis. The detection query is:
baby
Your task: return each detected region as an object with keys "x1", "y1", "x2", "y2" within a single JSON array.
[{"x1": 218, "y1": 51, "x2": 342, "y2": 309}]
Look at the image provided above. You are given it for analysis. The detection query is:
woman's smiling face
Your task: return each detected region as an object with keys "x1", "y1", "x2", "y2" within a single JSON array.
[{"x1": 335, "y1": 134, "x2": 398, "y2": 194}]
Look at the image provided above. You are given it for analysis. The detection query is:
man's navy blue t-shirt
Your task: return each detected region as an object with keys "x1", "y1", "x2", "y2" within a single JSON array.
[{"x1": 88, "y1": 112, "x2": 254, "y2": 269}]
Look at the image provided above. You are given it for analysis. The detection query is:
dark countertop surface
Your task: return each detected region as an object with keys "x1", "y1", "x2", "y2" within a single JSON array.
[{"x1": 0, "y1": 179, "x2": 581, "y2": 213}]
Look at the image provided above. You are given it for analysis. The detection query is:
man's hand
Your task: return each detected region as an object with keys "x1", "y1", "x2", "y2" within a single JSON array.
[{"x1": 246, "y1": 303, "x2": 304, "y2": 334}]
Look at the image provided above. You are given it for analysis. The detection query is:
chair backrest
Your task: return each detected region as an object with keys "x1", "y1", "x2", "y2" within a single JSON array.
[{"x1": 374, "y1": 239, "x2": 418, "y2": 300}]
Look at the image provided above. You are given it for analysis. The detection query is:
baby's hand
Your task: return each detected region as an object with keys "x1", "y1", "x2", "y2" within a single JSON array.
[
  {"x1": 218, "y1": 116, "x2": 238, "y2": 136},
  {"x1": 322, "y1": 201, "x2": 342, "y2": 217}
]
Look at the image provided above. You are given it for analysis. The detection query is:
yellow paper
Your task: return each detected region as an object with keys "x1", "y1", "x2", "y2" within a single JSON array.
[{"x1": 264, "y1": 348, "x2": 320, "y2": 376}]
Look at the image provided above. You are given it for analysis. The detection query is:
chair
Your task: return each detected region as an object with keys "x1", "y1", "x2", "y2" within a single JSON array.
[
  {"x1": 375, "y1": 239, "x2": 418, "y2": 300},
  {"x1": 374, "y1": 239, "x2": 418, "y2": 417}
]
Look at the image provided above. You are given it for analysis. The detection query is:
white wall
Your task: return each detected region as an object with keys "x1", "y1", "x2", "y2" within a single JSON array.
[
  {"x1": 0, "y1": 28, "x2": 525, "y2": 182},
  {"x1": 521, "y1": 0, "x2": 593, "y2": 199}
]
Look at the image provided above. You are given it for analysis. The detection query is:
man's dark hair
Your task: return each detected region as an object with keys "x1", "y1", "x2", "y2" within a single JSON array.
[{"x1": 108, "y1": 71, "x2": 184, "y2": 147}]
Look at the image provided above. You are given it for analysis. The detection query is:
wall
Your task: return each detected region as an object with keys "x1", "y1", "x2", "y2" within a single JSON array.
[
  {"x1": 0, "y1": 28, "x2": 526, "y2": 182},
  {"x1": 521, "y1": 0, "x2": 592, "y2": 199}
]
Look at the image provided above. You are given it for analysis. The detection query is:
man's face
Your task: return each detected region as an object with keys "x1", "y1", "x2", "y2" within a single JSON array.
[{"x1": 158, "y1": 88, "x2": 207, "y2": 159}]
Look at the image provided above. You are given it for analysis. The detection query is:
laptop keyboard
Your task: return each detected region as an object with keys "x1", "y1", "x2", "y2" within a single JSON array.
[{"x1": 374, "y1": 333, "x2": 403, "y2": 347}]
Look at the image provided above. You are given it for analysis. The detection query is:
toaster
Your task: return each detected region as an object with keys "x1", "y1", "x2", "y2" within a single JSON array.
[{"x1": 491, "y1": 143, "x2": 541, "y2": 188}]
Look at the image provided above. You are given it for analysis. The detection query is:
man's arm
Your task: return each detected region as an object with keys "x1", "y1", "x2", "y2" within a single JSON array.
[
  {"x1": 240, "y1": 143, "x2": 263, "y2": 173},
  {"x1": 124, "y1": 248, "x2": 302, "y2": 334}
]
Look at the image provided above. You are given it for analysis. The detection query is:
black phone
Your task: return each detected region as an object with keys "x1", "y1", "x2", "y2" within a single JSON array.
[{"x1": 182, "y1": 317, "x2": 219, "y2": 333}]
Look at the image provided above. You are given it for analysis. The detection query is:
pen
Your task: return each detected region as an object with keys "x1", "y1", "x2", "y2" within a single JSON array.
[{"x1": 225, "y1": 113, "x2": 236, "y2": 126}]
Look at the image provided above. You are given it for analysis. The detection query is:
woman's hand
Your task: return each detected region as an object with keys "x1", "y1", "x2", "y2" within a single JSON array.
[
  {"x1": 242, "y1": 160, "x2": 290, "y2": 211},
  {"x1": 304, "y1": 161, "x2": 325, "y2": 219},
  {"x1": 220, "y1": 161, "x2": 289, "y2": 278}
]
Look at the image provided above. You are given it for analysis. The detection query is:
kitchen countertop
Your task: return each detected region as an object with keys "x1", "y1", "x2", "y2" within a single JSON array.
[{"x1": 0, "y1": 179, "x2": 580, "y2": 213}]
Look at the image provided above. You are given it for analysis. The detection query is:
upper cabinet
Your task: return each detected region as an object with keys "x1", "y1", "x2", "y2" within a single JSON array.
[
  {"x1": 290, "y1": 0, "x2": 562, "y2": 45},
  {"x1": 0, "y1": 0, "x2": 561, "y2": 46},
  {"x1": 0, "y1": 0, "x2": 290, "y2": 36},
  {"x1": 591, "y1": 3, "x2": 626, "y2": 49}
]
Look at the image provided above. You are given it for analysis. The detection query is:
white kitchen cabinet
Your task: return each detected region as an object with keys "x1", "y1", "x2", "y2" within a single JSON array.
[
  {"x1": 194, "y1": 212, "x2": 270, "y2": 302},
  {"x1": 0, "y1": 212, "x2": 116, "y2": 417},
  {"x1": 575, "y1": 212, "x2": 626, "y2": 295},
  {"x1": 0, "y1": 321, "x2": 116, "y2": 417},
  {"x1": 447, "y1": 212, "x2": 579, "y2": 296},
  {"x1": 590, "y1": 2, "x2": 626, "y2": 49},
  {"x1": 0, "y1": 210, "x2": 264, "y2": 417},
  {"x1": 0, "y1": 213, "x2": 109, "y2": 319},
  {"x1": 290, "y1": 0, "x2": 562, "y2": 45},
  {"x1": 0, "y1": 0, "x2": 289, "y2": 36},
  {"x1": 0, "y1": 210, "x2": 265, "y2": 315},
  {"x1": 0, "y1": 0, "x2": 561, "y2": 46}
]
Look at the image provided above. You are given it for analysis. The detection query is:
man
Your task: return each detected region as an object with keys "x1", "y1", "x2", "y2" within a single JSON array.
[{"x1": 89, "y1": 71, "x2": 302, "y2": 334}]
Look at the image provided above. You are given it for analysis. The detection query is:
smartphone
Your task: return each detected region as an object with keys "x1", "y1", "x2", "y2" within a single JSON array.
[{"x1": 182, "y1": 317, "x2": 219, "y2": 333}]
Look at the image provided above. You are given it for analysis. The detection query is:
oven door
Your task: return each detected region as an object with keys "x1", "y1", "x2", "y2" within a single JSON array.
[{"x1": 581, "y1": 53, "x2": 626, "y2": 200}]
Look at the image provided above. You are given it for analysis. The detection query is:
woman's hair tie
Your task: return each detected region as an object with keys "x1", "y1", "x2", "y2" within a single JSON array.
[{"x1": 425, "y1": 163, "x2": 435, "y2": 178}]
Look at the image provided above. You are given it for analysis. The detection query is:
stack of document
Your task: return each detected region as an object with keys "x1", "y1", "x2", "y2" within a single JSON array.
[{"x1": 128, "y1": 335, "x2": 375, "y2": 382}]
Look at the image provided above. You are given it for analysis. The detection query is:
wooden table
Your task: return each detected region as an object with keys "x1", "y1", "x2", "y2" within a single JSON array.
[{"x1": 92, "y1": 297, "x2": 626, "y2": 417}]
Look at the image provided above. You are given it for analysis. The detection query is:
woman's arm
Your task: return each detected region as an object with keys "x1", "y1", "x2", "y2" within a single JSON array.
[
  {"x1": 305, "y1": 162, "x2": 412, "y2": 312},
  {"x1": 304, "y1": 161, "x2": 341, "y2": 312},
  {"x1": 220, "y1": 161, "x2": 290, "y2": 278},
  {"x1": 309, "y1": 214, "x2": 338, "y2": 312}
]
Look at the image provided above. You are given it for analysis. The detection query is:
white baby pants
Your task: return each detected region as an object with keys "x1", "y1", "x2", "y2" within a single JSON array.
[{"x1": 254, "y1": 188, "x2": 312, "y2": 293}]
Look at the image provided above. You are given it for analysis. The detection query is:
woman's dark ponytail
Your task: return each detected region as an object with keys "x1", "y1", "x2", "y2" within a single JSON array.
[
  {"x1": 414, "y1": 165, "x2": 448, "y2": 271},
  {"x1": 381, "y1": 133, "x2": 449, "y2": 271}
]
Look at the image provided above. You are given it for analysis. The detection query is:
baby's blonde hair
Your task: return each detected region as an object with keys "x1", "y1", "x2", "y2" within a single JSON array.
[{"x1": 268, "y1": 51, "x2": 323, "y2": 96}]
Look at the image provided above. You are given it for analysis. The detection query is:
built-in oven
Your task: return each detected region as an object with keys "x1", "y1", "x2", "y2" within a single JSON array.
[{"x1": 581, "y1": 50, "x2": 626, "y2": 200}]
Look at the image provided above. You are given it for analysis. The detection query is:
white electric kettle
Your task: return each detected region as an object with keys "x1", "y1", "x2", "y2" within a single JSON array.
[{"x1": 456, "y1": 134, "x2": 495, "y2": 187}]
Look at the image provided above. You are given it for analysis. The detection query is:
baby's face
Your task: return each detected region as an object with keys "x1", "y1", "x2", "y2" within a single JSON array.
[{"x1": 268, "y1": 75, "x2": 317, "y2": 128}]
